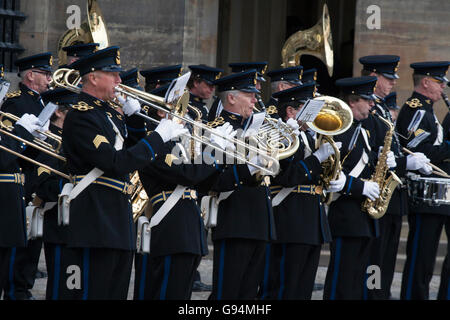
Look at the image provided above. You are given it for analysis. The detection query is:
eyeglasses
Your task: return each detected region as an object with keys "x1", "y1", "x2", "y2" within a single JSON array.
[
  {"x1": 427, "y1": 77, "x2": 444, "y2": 84},
  {"x1": 32, "y1": 70, "x2": 52, "y2": 78}
]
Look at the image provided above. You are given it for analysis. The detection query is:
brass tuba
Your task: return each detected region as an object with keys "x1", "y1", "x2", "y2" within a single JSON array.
[
  {"x1": 281, "y1": 3, "x2": 334, "y2": 77},
  {"x1": 306, "y1": 96, "x2": 353, "y2": 204},
  {"x1": 57, "y1": 0, "x2": 109, "y2": 66}
]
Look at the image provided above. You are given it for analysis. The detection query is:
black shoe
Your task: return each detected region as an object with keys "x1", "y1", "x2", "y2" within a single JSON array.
[
  {"x1": 192, "y1": 281, "x2": 212, "y2": 292},
  {"x1": 313, "y1": 283, "x2": 324, "y2": 291},
  {"x1": 35, "y1": 270, "x2": 47, "y2": 279}
]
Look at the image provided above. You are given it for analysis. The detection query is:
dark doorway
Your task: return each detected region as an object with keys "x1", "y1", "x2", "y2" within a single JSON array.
[{"x1": 216, "y1": 0, "x2": 357, "y2": 99}]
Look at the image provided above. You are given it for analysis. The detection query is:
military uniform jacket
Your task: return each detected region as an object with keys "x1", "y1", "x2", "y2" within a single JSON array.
[
  {"x1": 207, "y1": 98, "x2": 220, "y2": 122},
  {"x1": 327, "y1": 120, "x2": 380, "y2": 238},
  {"x1": 209, "y1": 110, "x2": 277, "y2": 242},
  {"x1": 271, "y1": 131, "x2": 332, "y2": 245},
  {"x1": 0, "y1": 125, "x2": 34, "y2": 247},
  {"x1": 362, "y1": 99, "x2": 408, "y2": 216},
  {"x1": 189, "y1": 93, "x2": 209, "y2": 122},
  {"x1": 2, "y1": 83, "x2": 46, "y2": 201},
  {"x1": 33, "y1": 124, "x2": 69, "y2": 244},
  {"x1": 396, "y1": 91, "x2": 450, "y2": 215},
  {"x1": 62, "y1": 92, "x2": 166, "y2": 250},
  {"x1": 138, "y1": 138, "x2": 255, "y2": 257},
  {"x1": 264, "y1": 97, "x2": 280, "y2": 119}
]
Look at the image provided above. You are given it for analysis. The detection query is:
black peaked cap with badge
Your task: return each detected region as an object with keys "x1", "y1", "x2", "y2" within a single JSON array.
[
  {"x1": 15, "y1": 52, "x2": 53, "y2": 75},
  {"x1": 229, "y1": 61, "x2": 268, "y2": 82},
  {"x1": 214, "y1": 69, "x2": 260, "y2": 93},
  {"x1": 41, "y1": 87, "x2": 79, "y2": 106},
  {"x1": 335, "y1": 76, "x2": 378, "y2": 100},
  {"x1": 384, "y1": 91, "x2": 399, "y2": 110},
  {"x1": 120, "y1": 68, "x2": 143, "y2": 90},
  {"x1": 267, "y1": 66, "x2": 303, "y2": 85},
  {"x1": 140, "y1": 65, "x2": 183, "y2": 86},
  {"x1": 301, "y1": 68, "x2": 318, "y2": 85},
  {"x1": 188, "y1": 64, "x2": 223, "y2": 84},
  {"x1": 272, "y1": 82, "x2": 316, "y2": 105},
  {"x1": 359, "y1": 55, "x2": 400, "y2": 79},
  {"x1": 63, "y1": 43, "x2": 99, "y2": 58},
  {"x1": 70, "y1": 46, "x2": 122, "y2": 76},
  {"x1": 410, "y1": 61, "x2": 450, "y2": 82}
]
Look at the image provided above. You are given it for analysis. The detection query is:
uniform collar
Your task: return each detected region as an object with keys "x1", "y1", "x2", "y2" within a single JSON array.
[
  {"x1": 20, "y1": 82, "x2": 41, "y2": 99},
  {"x1": 221, "y1": 109, "x2": 245, "y2": 127},
  {"x1": 410, "y1": 91, "x2": 434, "y2": 111}
]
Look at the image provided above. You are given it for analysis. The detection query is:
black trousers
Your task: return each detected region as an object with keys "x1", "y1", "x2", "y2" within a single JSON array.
[
  {"x1": 438, "y1": 217, "x2": 450, "y2": 300},
  {"x1": 323, "y1": 237, "x2": 374, "y2": 300},
  {"x1": 3, "y1": 238, "x2": 42, "y2": 300},
  {"x1": 209, "y1": 238, "x2": 266, "y2": 300},
  {"x1": 366, "y1": 214, "x2": 403, "y2": 300},
  {"x1": 56, "y1": 247, "x2": 133, "y2": 300},
  {"x1": 401, "y1": 213, "x2": 446, "y2": 300},
  {"x1": 0, "y1": 248, "x2": 11, "y2": 296},
  {"x1": 134, "y1": 252, "x2": 200, "y2": 300},
  {"x1": 262, "y1": 243, "x2": 321, "y2": 300},
  {"x1": 43, "y1": 242, "x2": 73, "y2": 300}
]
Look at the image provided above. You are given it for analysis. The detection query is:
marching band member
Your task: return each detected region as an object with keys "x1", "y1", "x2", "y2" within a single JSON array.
[
  {"x1": 140, "y1": 64, "x2": 183, "y2": 92},
  {"x1": 396, "y1": 61, "x2": 450, "y2": 300},
  {"x1": 59, "y1": 46, "x2": 187, "y2": 299},
  {"x1": 323, "y1": 76, "x2": 395, "y2": 300},
  {"x1": 0, "y1": 103, "x2": 41, "y2": 296},
  {"x1": 261, "y1": 83, "x2": 344, "y2": 300},
  {"x1": 265, "y1": 66, "x2": 303, "y2": 118},
  {"x1": 207, "y1": 70, "x2": 277, "y2": 300},
  {"x1": 133, "y1": 83, "x2": 260, "y2": 299},
  {"x1": 359, "y1": 55, "x2": 432, "y2": 299},
  {"x1": 187, "y1": 65, "x2": 223, "y2": 122},
  {"x1": 2, "y1": 53, "x2": 53, "y2": 300},
  {"x1": 32, "y1": 88, "x2": 76, "y2": 300}
]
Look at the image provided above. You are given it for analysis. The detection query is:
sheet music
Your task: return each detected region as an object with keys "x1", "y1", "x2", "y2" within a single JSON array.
[
  {"x1": 407, "y1": 110, "x2": 426, "y2": 133},
  {"x1": 38, "y1": 102, "x2": 58, "y2": 127},
  {"x1": 295, "y1": 99, "x2": 325, "y2": 123},
  {"x1": 0, "y1": 80, "x2": 10, "y2": 107},
  {"x1": 165, "y1": 72, "x2": 191, "y2": 103},
  {"x1": 244, "y1": 111, "x2": 265, "y2": 137}
]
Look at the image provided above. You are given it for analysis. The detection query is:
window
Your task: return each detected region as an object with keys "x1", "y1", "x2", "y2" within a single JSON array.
[{"x1": 0, "y1": 0, "x2": 25, "y2": 71}]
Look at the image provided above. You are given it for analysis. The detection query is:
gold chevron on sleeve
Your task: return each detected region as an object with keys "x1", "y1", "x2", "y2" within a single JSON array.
[
  {"x1": 93, "y1": 135, "x2": 110, "y2": 149},
  {"x1": 37, "y1": 167, "x2": 51, "y2": 176}
]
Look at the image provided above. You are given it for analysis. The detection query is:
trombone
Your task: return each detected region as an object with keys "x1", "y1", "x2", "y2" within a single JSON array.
[
  {"x1": 52, "y1": 68, "x2": 283, "y2": 175},
  {"x1": 0, "y1": 111, "x2": 63, "y2": 154}
]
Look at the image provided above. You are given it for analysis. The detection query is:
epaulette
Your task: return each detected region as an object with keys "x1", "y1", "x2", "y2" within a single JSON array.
[
  {"x1": 71, "y1": 101, "x2": 94, "y2": 111},
  {"x1": 405, "y1": 98, "x2": 422, "y2": 109},
  {"x1": 266, "y1": 105, "x2": 278, "y2": 115},
  {"x1": 206, "y1": 116, "x2": 225, "y2": 128},
  {"x1": 6, "y1": 90, "x2": 21, "y2": 98}
]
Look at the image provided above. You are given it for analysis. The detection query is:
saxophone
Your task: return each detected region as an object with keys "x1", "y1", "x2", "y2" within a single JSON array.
[{"x1": 362, "y1": 114, "x2": 402, "y2": 219}]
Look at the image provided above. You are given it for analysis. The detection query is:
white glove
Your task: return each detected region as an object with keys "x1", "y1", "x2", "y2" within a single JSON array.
[
  {"x1": 313, "y1": 142, "x2": 342, "y2": 163},
  {"x1": 418, "y1": 163, "x2": 433, "y2": 175},
  {"x1": 116, "y1": 93, "x2": 141, "y2": 116},
  {"x1": 285, "y1": 118, "x2": 300, "y2": 135},
  {"x1": 406, "y1": 152, "x2": 430, "y2": 170},
  {"x1": 327, "y1": 171, "x2": 347, "y2": 193},
  {"x1": 155, "y1": 118, "x2": 189, "y2": 143},
  {"x1": 15, "y1": 113, "x2": 41, "y2": 135},
  {"x1": 362, "y1": 181, "x2": 380, "y2": 201},
  {"x1": 378, "y1": 147, "x2": 397, "y2": 169},
  {"x1": 210, "y1": 122, "x2": 237, "y2": 151},
  {"x1": 247, "y1": 155, "x2": 270, "y2": 176}
]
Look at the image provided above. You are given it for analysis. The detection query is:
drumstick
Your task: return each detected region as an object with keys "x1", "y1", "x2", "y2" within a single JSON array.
[{"x1": 402, "y1": 147, "x2": 450, "y2": 178}]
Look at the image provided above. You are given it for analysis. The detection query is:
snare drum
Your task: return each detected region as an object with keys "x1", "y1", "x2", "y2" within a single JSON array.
[{"x1": 407, "y1": 174, "x2": 450, "y2": 206}]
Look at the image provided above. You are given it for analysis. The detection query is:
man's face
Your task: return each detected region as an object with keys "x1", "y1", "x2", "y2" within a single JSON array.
[
  {"x1": 349, "y1": 97, "x2": 374, "y2": 121},
  {"x1": 30, "y1": 69, "x2": 52, "y2": 93},
  {"x1": 375, "y1": 74, "x2": 396, "y2": 98},
  {"x1": 423, "y1": 77, "x2": 446, "y2": 102},
  {"x1": 191, "y1": 79, "x2": 214, "y2": 100},
  {"x1": 91, "y1": 71, "x2": 122, "y2": 101},
  {"x1": 229, "y1": 91, "x2": 257, "y2": 119}
]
